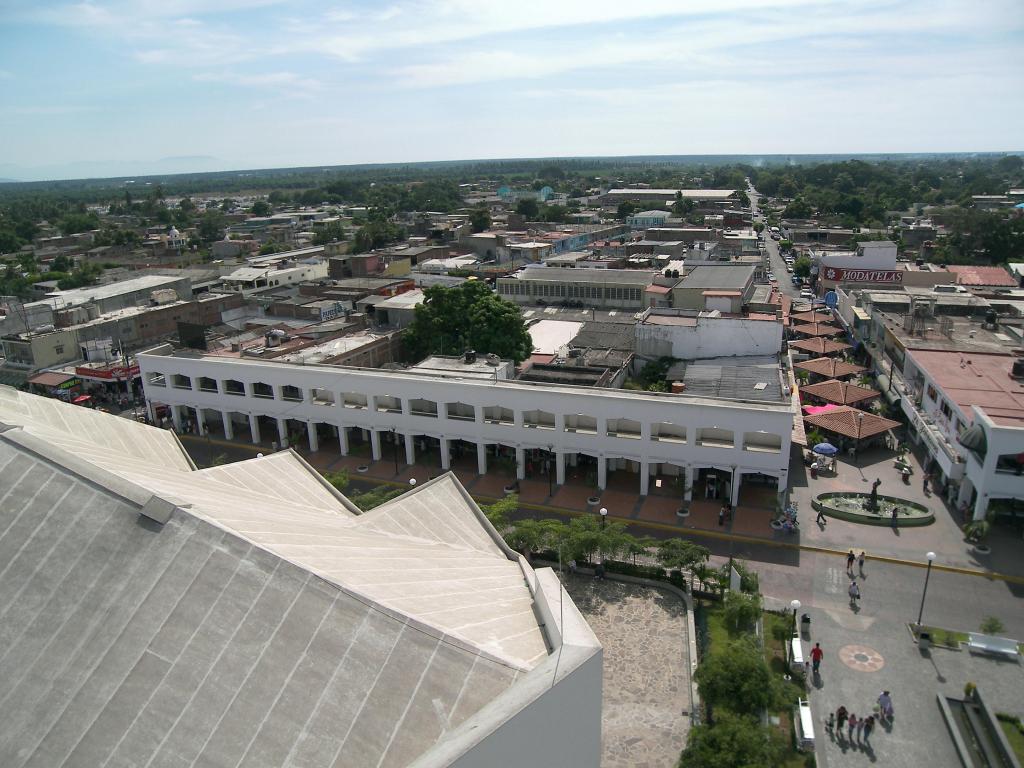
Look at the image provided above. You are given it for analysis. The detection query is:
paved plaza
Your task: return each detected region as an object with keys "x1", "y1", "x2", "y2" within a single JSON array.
[{"x1": 562, "y1": 576, "x2": 691, "y2": 768}]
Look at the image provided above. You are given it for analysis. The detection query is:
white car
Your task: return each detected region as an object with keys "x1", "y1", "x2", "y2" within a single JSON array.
[{"x1": 786, "y1": 266, "x2": 794, "y2": 273}]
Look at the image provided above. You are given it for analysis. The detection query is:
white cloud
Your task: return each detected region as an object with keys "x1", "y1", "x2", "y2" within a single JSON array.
[{"x1": 193, "y1": 70, "x2": 323, "y2": 94}]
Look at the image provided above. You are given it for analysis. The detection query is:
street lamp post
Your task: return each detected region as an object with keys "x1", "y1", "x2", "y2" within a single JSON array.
[
  {"x1": 390, "y1": 427, "x2": 399, "y2": 476},
  {"x1": 409, "y1": 478, "x2": 417, "y2": 488},
  {"x1": 916, "y1": 552, "x2": 937, "y2": 627},
  {"x1": 599, "y1": 507, "x2": 608, "y2": 529},
  {"x1": 790, "y1": 599, "x2": 801, "y2": 620}
]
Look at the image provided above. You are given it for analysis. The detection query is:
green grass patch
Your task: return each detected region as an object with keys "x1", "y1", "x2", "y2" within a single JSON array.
[
  {"x1": 916, "y1": 624, "x2": 969, "y2": 648},
  {"x1": 997, "y1": 715, "x2": 1024, "y2": 762}
]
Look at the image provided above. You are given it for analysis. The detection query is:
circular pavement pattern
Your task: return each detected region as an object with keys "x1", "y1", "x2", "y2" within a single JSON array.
[{"x1": 838, "y1": 644, "x2": 885, "y2": 672}]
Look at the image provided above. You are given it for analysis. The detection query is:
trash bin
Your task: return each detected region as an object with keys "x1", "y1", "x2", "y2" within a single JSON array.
[
  {"x1": 801, "y1": 613, "x2": 811, "y2": 628},
  {"x1": 918, "y1": 631, "x2": 931, "y2": 650}
]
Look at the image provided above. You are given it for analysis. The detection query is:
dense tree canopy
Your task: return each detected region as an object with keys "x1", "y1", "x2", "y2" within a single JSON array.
[
  {"x1": 678, "y1": 712, "x2": 784, "y2": 768},
  {"x1": 402, "y1": 281, "x2": 533, "y2": 364},
  {"x1": 694, "y1": 638, "x2": 773, "y2": 715}
]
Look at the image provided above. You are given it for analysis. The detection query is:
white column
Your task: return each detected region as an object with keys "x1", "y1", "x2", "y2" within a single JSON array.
[
  {"x1": 440, "y1": 438, "x2": 451, "y2": 470},
  {"x1": 972, "y1": 494, "x2": 988, "y2": 522},
  {"x1": 731, "y1": 470, "x2": 742, "y2": 506},
  {"x1": 515, "y1": 447, "x2": 526, "y2": 480},
  {"x1": 146, "y1": 400, "x2": 156, "y2": 423},
  {"x1": 307, "y1": 422, "x2": 319, "y2": 452},
  {"x1": 597, "y1": 457, "x2": 607, "y2": 489},
  {"x1": 222, "y1": 411, "x2": 234, "y2": 441},
  {"x1": 404, "y1": 434, "x2": 415, "y2": 466},
  {"x1": 476, "y1": 443, "x2": 487, "y2": 475},
  {"x1": 339, "y1": 425, "x2": 349, "y2": 455},
  {"x1": 639, "y1": 459, "x2": 650, "y2": 496},
  {"x1": 370, "y1": 430, "x2": 381, "y2": 460},
  {"x1": 170, "y1": 405, "x2": 183, "y2": 432},
  {"x1": 556, "y1": 451, "x2": 566, "y2": 485},
  {"x1": 195, "y1": 408, "x2": 207, "y2": 435},
  {"x1": 956, "y1": 480, "x2": 972, "y2": 508},
  {"x1": 276, "y1": 418, "x2": 288, "y2": 448},
  {"x1": 684, "y1": 465, "x2": 694, "y2": 501},
  {"x1": 248, "y1": 413, "x2": 261, "y2": 445}
]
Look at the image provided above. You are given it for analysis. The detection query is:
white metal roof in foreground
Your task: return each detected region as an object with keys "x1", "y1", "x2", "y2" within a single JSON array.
[
  {"x1": 0, "y1": 387, "x2": 599, "y2": 767},
  {"x1": 0, "y1": 387, "x2": 546, "y2": 671}
]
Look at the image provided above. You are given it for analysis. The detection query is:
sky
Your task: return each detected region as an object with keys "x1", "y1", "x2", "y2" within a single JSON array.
[{"x1": 1, "y1": 0, "x2": 1022, "y2": 180}]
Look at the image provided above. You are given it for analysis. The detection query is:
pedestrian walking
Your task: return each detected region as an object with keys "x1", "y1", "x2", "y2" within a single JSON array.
[
  {"x1": 847, "y1": 713, "x2": 858, "y2": 742},
  {"x1": 816, "y1": 506, "x2": 827, "y2": 526},
  {"x1": 810, "y1": 642, "x2": 824, "y2": 674},
  {"x1": 863, "y1": 715, "x2": 875, "y2": 743},
  {"x1": 846, "y1": 549, "x2": 856, "y2": 574},
  {"x1": 825, "y1": 712, "x2": 835, "y2": 733},
  {"x1": 877, "y1": 690, "x2": 894, "y2": 722},
  {"x1": 891, "y1": 507, "x2": 899, "y2": 529},
  {"x1": 848, "y1": 578, "x2": 860, "y2": 607},
  {"x1": 836, "y1": 706, "x2": 849, "y2": 732},
  {"x1": 718, "y1": 505, "x2": 725, "y2": 526},
  {"x1": 856, "y1": 716, "x2": 865, "y2": 742},
  {"x1": 858, "y1": 550, "x2": 866, "y2": 576}
]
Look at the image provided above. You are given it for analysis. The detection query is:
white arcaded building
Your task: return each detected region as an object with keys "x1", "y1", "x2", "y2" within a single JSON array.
[
  {"x1": 137, "y1": 344, "x2": 794, "y2": 506},
  {"x1": 0, "y1": 387, "x2": 602, "y2": 767}
]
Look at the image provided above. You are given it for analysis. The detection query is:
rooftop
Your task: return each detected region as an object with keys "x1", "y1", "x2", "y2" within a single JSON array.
[
  {"x1": 875, "y1": 310, "x2": 1023, "y2": 354},
  {"x1": 677, "y1": 265, "x2": 755, "y2": 290},
  {"x1": 25, "y1": 274, "x2": 187, "y2": 309},
  {"x1": 528, "y1": 319, "x2": 585, "y2": 355},
  {"x1": 909, "y1": 350, "x2": 1024, "y2": 427},
  {"x1": 510, "y1": 267, "x2": 654, "y2": 285},
  {"x1": 667, "y1": 355, "x2": 786, "y2": 403},
  {"x1": 0, "y1": 387, "x2": 576, "y2": 767},
  {"x1": 946, "y1": 265, "x2": 1017, "y2": 287},
  {"x1": 606, "y1": 188, "x2": 737, "y2": 199}
]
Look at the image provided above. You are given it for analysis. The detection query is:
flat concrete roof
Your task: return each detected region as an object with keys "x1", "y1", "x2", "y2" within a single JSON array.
[
  {"x1": 669, "y1": 355, "x2": 786, "y2": 402},
  {"x1": 528, "y1": 319, "x2": 585, "y2": 355},
  {"x1": 509, "y1": 268, "x2": 654, "y2": 285},
  {"x1": 909, "y1": 350, "x2": 1024, "y2": 427},
  {"x1": 678, "y1": 265, "x2": 755, "y2": 289}
]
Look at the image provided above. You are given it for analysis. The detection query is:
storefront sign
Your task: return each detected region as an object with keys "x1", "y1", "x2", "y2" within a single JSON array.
[
  {"x1": 822, "y1": 267, "x2": 903, "y2": 283},
  {"x1": 75, "y1": 364, "x2": 140, "y2": 380},
  {"x1": 56, "y1": 377, "x2": 81, "y2": 390}
]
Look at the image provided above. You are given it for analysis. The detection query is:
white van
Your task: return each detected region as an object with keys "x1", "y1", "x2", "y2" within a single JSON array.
[{"x1": 800, "y1": 289, "x2": 815, "y2": 300}]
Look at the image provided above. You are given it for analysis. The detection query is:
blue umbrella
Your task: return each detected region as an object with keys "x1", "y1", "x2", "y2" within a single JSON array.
[{"x1": 813, "y1": 442, "x2": 839, "y2": 456}]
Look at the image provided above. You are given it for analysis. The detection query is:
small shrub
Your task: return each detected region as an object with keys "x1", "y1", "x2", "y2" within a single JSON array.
[
  {"x1": 980, "y1": 616, "x2": 1005, "y2": 635},
  {"x1": 964, "y1": 681, "x2": 977, "y2": 699}
]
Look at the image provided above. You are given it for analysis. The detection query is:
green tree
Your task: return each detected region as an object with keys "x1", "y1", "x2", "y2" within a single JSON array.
[
  {"x1": 657, "y1": 538, "x2": 710, "y2": 589},
  {"x1": 313, "y1": 222, "x2": 347, "y2": 245},
  {"x1": 197, "y1": 210, "x2": 226, "y2": 243},
  {"x1": 793, "y1": 256, "x2": 812, "y2": 277},
  {"x1": 251, "y1": 200, "x2": 271, "y2": 216},
  {"x1": 58, "y1": 212, "x2": 100, "y2": 235},
  {"x1": 480, "y1": 493, "x2": 518, "y2": 532},
  {"x1": 678, "y1": 712, "x2": 784, "y2": 768},
  {"x1": 515, "y1": 198, "x2": 540, "y2": 218},
  {"x1": 402, "y1": 281, "x2": 533, "y2": 363},
  {"x1": 694, "y1": 638, "x2": 773, "y2": 715},
  {"x1": 723, "y1": 591, "x2": 762, "y2": 630},
  {"x1": 616, "y1": 201, "x2": 637, "y2": 219},
  {"x1": 469, "y1": 206, "x2": 491, "y2": 233},
  {"x1": 351, "y1": 218, "x2": 405, "y2": 253}
]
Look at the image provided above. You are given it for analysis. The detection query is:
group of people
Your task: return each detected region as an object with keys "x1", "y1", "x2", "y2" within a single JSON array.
[
  {"x1": 826, "y1": 691, "x2": 895, "y2": 748},
  {"x1": 846, "y1": 549, "x2": 866, "y2": 607}
]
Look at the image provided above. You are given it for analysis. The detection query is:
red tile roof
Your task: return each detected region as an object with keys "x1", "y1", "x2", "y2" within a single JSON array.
[
  {"x1": 791, "y1": 322, "x2": 843, "y2": 337},
  {"x1": 946, "y1": 265, "x2": 1017, "y2": 287},
  {"x1": 789, "y1": 337, "x2": 852, "y2": 355},
  {"x1": 909, "y1": 350, "x2": 1024, "y2": 427},
  {"x1": 803, "y1": 406, "x2": 901, "y2": 440},
  {"x1": 794, "y1": 357, "x2": 867, "y2": 379},
  {"x1": 800, "y1": 379, "x2": 881, "y2": 405}
]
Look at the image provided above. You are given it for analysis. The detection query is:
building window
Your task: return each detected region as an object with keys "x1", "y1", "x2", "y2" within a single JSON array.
[{"x1": 54, "y1": 345, "x2": 64, "y2": 354}]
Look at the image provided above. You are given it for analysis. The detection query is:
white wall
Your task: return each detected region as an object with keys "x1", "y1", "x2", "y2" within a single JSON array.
[
  {"x1": 411, "y1": 568, "x2": 604, "y2": 768},
  {"x1": 139, "y1": 350, "x2": 793, "y2": 483},
  {"x1": 636, "y1": 316, "x2": 782, "y2": 360}
]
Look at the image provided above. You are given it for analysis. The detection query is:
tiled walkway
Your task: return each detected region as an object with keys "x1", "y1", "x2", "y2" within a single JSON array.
[{"x1": 562, "y1": 575, "x2": 691, "y2": 768}]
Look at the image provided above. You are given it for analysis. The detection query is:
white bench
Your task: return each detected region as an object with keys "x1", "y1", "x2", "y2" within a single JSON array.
[
  {"x1": 795, "y1": 699, "x2": 815, "y2": 751},
  {"x1": 789, "y1": 637, "x2": 805, "y2": 672},
  {"x1": 966, "y1": 633, "x2": 1020, "y2": 661}
]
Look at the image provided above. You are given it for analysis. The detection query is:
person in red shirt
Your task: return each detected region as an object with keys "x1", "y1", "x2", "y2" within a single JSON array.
[{"x1": 810, "y1": 642, "x2": 824, "y2": 673}]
